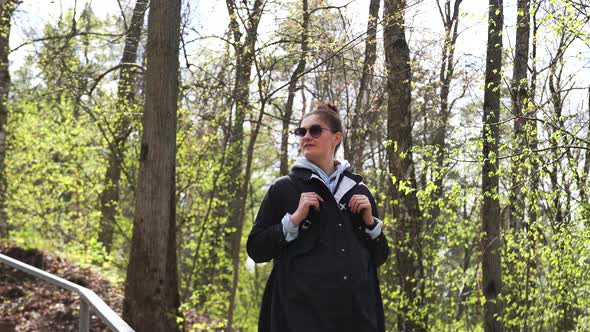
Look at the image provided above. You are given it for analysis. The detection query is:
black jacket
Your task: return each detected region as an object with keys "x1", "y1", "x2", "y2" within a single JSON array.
[{"x1": 247, "y1": 167, "x2": 389, "y2": 332}]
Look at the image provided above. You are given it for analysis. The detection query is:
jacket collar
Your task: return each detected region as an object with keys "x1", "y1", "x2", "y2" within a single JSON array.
[
  {"x1": 291, "y1": 167, "x2": 362, "y2": 182},
  {"x1": 290, "y1": 168, "x2": 364, "y2": 203}
]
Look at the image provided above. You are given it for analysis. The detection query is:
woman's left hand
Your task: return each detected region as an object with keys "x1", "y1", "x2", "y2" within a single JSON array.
[{"x1": 348, "y1": 194, "x2": 375, "y2": 226}]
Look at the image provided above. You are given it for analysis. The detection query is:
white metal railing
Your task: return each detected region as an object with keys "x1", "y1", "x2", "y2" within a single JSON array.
[{"x1": 0, "y1": 252, "x2": 134, "y2": 332}]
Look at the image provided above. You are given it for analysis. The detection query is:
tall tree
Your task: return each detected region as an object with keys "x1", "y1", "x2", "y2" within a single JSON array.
[
  {"x1": 547, "y1": 23, "x2": 578, "y2": 330},
  {"x1": 224, "y1": 0, "x2": 265, "y2": 328},
  {"x1": 98, "y1": 0, "x2": 149, "y2": 252},
  {"x1": 527, "y1": 0, "x2": 541, "y2": 233},
  {"x1": 383, "y1": 0, "x2": 425, "y2": 330},
  {"x1": 481, "y1": 0, "x2": 504, "y2": 330},
  {"x1": 585, "y1": 86, "x2": 590, "y2": 204},
  {"x1": 122, "y1": 0, "x2": 181, "y2": 330},
  {"x1": 279, "y1": 0, "x2": 310, "y2": 176},
  {"x1": 504, "y1": 1, "x2": 534, "y2": 329},
  {"x1": 0, "y1": 0, "x2": 17, "y2": 238},
  {"x1": 430, "y1": 0, "x2": 463, "y2": 220},
  {"x1": 508, "y1": 0, "x2": 530, "y2": 232},
  {"x1": 347, "y1": 0, "x2": 380, "y2": 172}
]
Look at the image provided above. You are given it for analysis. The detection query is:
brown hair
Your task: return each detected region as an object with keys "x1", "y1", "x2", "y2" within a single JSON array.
[{"x1": 303, "y1": 101, "x2": 344, "y2": 155}]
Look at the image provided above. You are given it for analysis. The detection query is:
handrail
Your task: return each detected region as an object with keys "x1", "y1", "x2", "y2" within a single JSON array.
[{"x1": 0, "y1": 252, "x2": 134, "y2": 332}]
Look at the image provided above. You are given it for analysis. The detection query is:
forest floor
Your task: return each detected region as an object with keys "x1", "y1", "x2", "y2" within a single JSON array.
[{"x1": 0, "y1": 241, "x2": 221, "y2": 332}]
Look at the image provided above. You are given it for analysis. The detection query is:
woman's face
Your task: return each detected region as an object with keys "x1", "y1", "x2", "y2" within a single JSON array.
[{"x1": 299, "y1": 115, "x2": 342, "y2": 162}]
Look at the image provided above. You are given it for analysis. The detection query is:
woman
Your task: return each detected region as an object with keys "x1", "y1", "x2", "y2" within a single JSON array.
[{"x1": 246, "y1": 102, "x2": 389, "y2": 332}]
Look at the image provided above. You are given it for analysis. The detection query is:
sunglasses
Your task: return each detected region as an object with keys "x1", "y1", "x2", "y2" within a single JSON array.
[{"x1": 293, "y1": 125, "x2": 334, "y2": 138}]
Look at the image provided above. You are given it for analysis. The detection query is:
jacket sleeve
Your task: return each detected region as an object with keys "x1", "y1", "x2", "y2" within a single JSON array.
[
  {"x1": 246, "y1": 183, "x2": 287, "y2": 263},
  {"x1": 364, "y1": 188, "x2": 389, "y2": 268}
]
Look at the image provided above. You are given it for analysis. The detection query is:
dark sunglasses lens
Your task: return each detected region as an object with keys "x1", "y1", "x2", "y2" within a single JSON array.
[
  {"x1": 294, "y1": 127, "x2": 306, "y2": 137},
  {"x1": 309, "y1": 125, "x2": 323, "y2": 137}
]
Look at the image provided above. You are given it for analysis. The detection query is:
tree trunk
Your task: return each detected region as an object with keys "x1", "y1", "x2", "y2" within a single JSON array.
[
  {"x1": 585, "y1": 87, "x2": 590, "y2": 214},
  {"x1": 548, "y1": 57, "x2": 564, "y2": 230},
  {"x1": 98, "y1": 0, "x2": 149, "y2": 253},
  {"x1": 348, "y1": 0, "x2": 380, "y2": 172},
  {"x1": 279, "y1": 0, "x2": 309, "y2": 176},
  {"x1": 224, "y1": 0, "x2": 265, "y2": 329},
  {"x1": 383, "y1": 0, "x2": 424, "y2": 330},
  {"x1": 508, "y1": 0, "x2": 530, "y2": 232},
  {"x1": 505, "y1": 1, "x2": 531, "y2": 329},
  {"x1": 0, "y1": 0, "x2": 16, "y2": 238},
  {"x1": 429, "y1": 0, "x2": 462, "y2": 226},
  {"x1": 528, "y1": 0, "x2": 540, "y2": 231},
  {"x1": 122, "y1": 0, "x2": 181, "y2": 330},
  {"x1": 548, "y1": 38, "x2": 578, "y2": 331},
  {"x1": 481, "y1": 0, "x2": 504, "y2": 331},
  {"x1": 582, "y1": 87, "x2": 590, "y2": 222},
  {"x1": 522, "y1": 10, "x2": 540, "y2": 331}
]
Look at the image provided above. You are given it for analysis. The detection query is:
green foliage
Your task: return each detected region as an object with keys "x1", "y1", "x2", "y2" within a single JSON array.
[
  {"x1": 6, "y1": 93, "x2": 108, "y2": 263},
  {"x1": 5, "y1": 6, "x2": 131, "y2": 274},
  {"x1": 3, "y1": 0, "x2": 590, "y2": 331}
]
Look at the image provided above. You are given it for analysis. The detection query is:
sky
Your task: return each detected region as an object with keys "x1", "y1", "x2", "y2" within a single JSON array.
[
  {"x1": 10, "y1": 0, "x2": 488, "y2": 56},
  {"x1": 8, "y1": 0, "x2": 589, "y2": 115},
  {"x1": 6, "y1": 0, "x2": 535, "y2": 69},
  {"x1": 17, "y1": 0, "x2": 584, "y2": 72}
]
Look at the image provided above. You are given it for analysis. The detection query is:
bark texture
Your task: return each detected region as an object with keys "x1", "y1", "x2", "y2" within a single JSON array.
[
  {"x1": 508, "y1": 0, "x2": 530, "y2": 232},
  {"x1": 279, "y1": 0, "x2": 310, "y2": 176},
  {"x1": 481, "y1": 0, "x2": 504, "y2": 330},
  {"x1": 430, "y1": 0, "x2": 462, "y2": 221},
  {"x1": 383, "y1": 0, "x2": 425, "y2": 330},
  {"x1": 122, "y1": 0, "x2": 182, "y2": 330},
  {"x1": 224, "y1": 0, "x2": 265, "y2": 328},
  {"x1": 98, "y1": 0, "x2": 149, "y2": 252},
  {"x1": 348, "y1": 0, "x2": 380, "y2": 172}
]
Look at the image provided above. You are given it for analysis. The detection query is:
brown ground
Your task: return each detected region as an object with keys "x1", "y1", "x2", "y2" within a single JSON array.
[
  {"x1": 0, "y1": 242, "x2": 121, "y2": 331},
  {"x1": 0, "y1": 242, "x2": 221, "y2": 332}
]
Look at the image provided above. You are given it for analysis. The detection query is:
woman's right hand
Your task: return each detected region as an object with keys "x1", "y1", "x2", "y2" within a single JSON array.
[{"x1": 290, "y1": 192, "x2": 324, "y2": 226}]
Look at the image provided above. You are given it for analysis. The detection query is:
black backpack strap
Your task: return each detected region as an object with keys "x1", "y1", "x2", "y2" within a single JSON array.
[
  {"x1": 287, "y1": 173, "x2": 302, "y2": 194},
  {"x1": 286, "y1": 173, "x2": 312, "y2": 230}
]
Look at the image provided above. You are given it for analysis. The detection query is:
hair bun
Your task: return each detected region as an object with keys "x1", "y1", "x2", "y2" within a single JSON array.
[
  {"x1": 326, "y1": 102, "x2": 338, "y2": 113},
  {"x1": 317, "y1": 101, "x2": 339, "y2": 114}
]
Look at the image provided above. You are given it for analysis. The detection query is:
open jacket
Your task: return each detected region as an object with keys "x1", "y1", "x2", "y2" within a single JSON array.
[{"x1": 247, "y1": 167, "x2": 389, "y2": 332}]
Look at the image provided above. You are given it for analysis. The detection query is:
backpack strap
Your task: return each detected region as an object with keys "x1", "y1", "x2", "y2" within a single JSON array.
[
  {"x1": 287, "y1": 173, "x2": 303, "y2": 194},
  {"x1": 287, "y1": 173, "x2": 312, "y2": 230}
]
